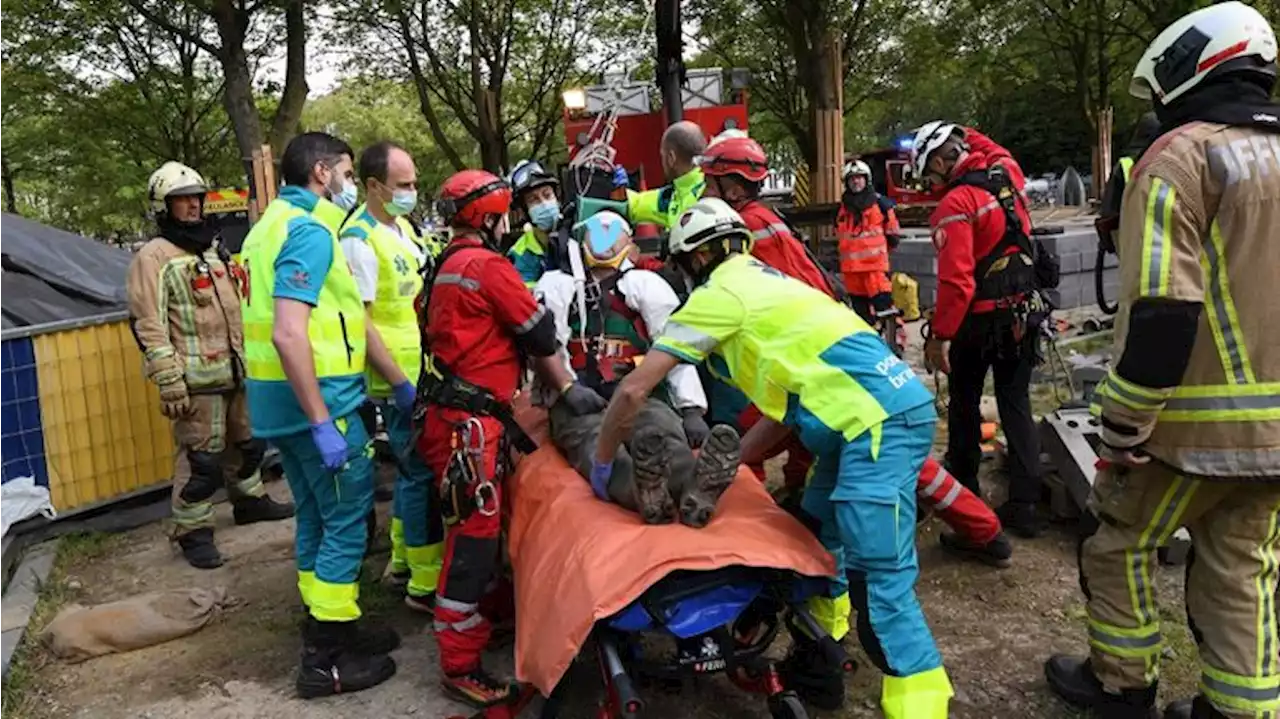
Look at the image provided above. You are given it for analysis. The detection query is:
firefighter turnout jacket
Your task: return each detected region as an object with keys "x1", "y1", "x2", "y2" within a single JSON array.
[
  {"x1": 1093, "y1": 122, "x2": 1280, "y2": 478},
  {"x1": 128, "y1": 238, "x2": 247, "y2": 393}
]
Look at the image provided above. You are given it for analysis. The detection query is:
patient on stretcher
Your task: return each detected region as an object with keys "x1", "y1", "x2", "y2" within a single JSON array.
[{"x1": 533, "y1": 212, "x2": 740, "y2": 527}]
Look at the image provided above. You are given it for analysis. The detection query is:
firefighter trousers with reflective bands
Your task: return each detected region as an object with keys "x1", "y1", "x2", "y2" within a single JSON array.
[
  {"x1": 275, "y1": 411, "x2": 375, "y2": 622},
  {"x1": 1082, "y1": 462, "x2": 1280, "y2": 718},
  {"x1": 384, "y1": 402, "x2": 445, "y2": 597},
  {"x1": 170, "y1": 391, "x2": 266, "y2": 536},
  {"x1": 800, "y1": 405, "x2": 953, "y2": 718},
  {"x1": 419, "y1": 405, "x2": 505, "y2": 677}
]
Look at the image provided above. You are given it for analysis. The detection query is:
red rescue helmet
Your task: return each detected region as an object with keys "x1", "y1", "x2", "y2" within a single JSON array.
[
  {"x1": 436, "y1": 169, "x2": 511, "y2": 229},
  {"x1": 697, "y1": 135, "x2": 769, "y2": 182}
]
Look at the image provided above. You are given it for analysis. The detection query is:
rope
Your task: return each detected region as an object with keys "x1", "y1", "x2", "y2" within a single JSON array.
[{"x1": 571, "y1": 1, "x2": 656, "y2": 197}]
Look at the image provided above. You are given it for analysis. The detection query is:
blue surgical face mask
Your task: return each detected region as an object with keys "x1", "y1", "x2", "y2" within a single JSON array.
[
  {"x1": 528, "y1": 200, "x2": 561, "y2": 231},
  {"x1": 331, "y1": 179, "x2": 359, "y2": 211},
  {"x1": 385, "y1": 189, "x2": 417, "y2": 217}
]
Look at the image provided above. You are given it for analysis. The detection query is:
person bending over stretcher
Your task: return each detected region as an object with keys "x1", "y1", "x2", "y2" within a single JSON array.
[
  {"x1": 593, "y1": 198, "x2": 952, "y2": 719},
  {"x1": 534, "y1": 211, "x2": 739, "y2": 527}
]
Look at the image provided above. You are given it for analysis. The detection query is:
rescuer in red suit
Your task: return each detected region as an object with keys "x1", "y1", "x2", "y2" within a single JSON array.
[
  {"x1": 418, "y1": 169, "x2": 606, "y2": 708},
  {"x1": 699, "y1": 132, "x2": 1011, "y2": 566},
  {"x1": 912, "y1": 122, "x2": 1048, "y2": 539}
]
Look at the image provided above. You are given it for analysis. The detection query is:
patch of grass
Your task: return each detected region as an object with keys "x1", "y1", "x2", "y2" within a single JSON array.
[
  {"x1": 2, "y1": 533, "x2": 123, "y2": 718},
  {"x1": 357, "y1": 565, "x2": 403, "y2": 616}
]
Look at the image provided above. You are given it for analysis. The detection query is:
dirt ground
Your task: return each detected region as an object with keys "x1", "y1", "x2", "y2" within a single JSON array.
[{"x1": 5, "y1": 314, "x2": 1203, "y2": 719}]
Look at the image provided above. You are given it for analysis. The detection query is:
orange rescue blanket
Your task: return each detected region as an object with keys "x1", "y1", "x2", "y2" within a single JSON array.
[{"x1": 507, "y1": 407, "x2": 835, "y2": 696}]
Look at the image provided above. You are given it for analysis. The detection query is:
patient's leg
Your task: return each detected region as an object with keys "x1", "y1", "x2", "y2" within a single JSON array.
[{"x1": 547, "y1": 401, "x2": 670, "y2": 522}]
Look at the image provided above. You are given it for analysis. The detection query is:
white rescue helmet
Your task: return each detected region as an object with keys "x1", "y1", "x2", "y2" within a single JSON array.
[
  {"x1": 667, "y1": 197, "x2": 752, "y2": 259},
  {"x1": 148, "y1": 161, "x2": 208, "y2": 216},
  {"x1": 842, "y1": 160, "x2": 872, "y2": 180},
  {"x1": 1131, "y1": 2, "x2": 1277, "y2": 104},
  {"x1": 909, "y1": 121, "x2": 965, "y2": 178}
]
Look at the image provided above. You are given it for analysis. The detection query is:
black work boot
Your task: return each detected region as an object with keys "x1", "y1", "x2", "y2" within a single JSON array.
[
  {"x1": 296, "y1": 617, "x2": 396, "y2": 698},
  {"x1": 1165, "y1": 696, "x2": 1231, "y2": 719},
  {"x1": 680, "y1": 425, "x2": 741, "y2": 528},
  {"x1": 232, "y1": 494, "x2": 295, "y2": 525},
  {"x1": 1045, "y1": 655, "x2": 1158, "y2": 718},
  {"x1": 778, "y1": 637, "x2": 848, "y2": 711},
  {"x1": 996, "y1": 501, "x2": 1049, "y2": 539},
  {"x1": 939, "y1": 530, "x2": 1014, "y2": 568},
  {"x1": 177, "y1": 528, "x2": 224, "y2": 569},
  {"x1": 347, "y1": 616, "x2": 401, "y2": 656},
  {"x1": 631, "y1": 428, "x2": 675, "y2": 525}
]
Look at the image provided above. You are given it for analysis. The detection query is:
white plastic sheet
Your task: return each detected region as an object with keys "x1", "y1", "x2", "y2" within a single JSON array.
[{"x1": 1, "y1": 476, "x2": 56, "y2": 538}]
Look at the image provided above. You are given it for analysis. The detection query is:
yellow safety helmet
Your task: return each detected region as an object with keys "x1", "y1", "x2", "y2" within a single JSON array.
[
  {"x1": 580, "y1": 210, "x2": 634, "y2": 269},
  {"x1": 148, "y1": 161, "x2": 208, "y2": 216}
]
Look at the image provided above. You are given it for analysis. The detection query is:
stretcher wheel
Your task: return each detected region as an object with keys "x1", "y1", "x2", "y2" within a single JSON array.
[{"x1": 767, "y1": 691, "x2": 809, "y2": 719}]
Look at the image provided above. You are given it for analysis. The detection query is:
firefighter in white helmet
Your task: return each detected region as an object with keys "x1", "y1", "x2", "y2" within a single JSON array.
[
  {"x1": 127, "y1": 162, "x2": 294, "y2": 569},
  {"x1": 1045, "y1": 4, "x2": 1280, "y2": 718}
]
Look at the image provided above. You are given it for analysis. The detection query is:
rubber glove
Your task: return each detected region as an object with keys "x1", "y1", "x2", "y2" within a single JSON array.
[
  {"x1": 158, "y1": 380, "x2": 192, "y2": 419},
  {"x1": 560, "y1": 382, "x2": 608, "y2": 415},
  {"x1": 612, "y1": 165, "x2": 629, "y2": 189},
  {"x1": 392, "y1": 380, "x2": 417, "y2": 415},
  {"x1": 681, "y1": 408, "x2": 710, "y2": 448},
  {"x1": 311, "y1": 419, "x2": 348, "y2": 472},
  {"x1": 589, "y1": 457, "x2": 613, "y2": 500}
]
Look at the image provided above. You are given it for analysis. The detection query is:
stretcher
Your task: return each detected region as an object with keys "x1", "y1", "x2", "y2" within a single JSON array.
[{"x1": 505, "y1": 406, "x2": 849, "y2": 719}]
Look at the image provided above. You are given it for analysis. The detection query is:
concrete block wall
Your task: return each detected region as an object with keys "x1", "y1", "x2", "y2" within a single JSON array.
[{"x1": 810, "y1": 224, "x2": 1115, "y2": 311}]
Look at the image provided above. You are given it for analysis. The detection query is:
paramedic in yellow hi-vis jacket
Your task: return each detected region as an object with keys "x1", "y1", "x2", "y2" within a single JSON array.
[
  {"x1": 1045, "y1": 5, "x2": 1280, "y2": 719},
  {"x1": 128, "y1": 161, "x2": 294, "y2": 571},
  {"x1": 626, "y1": 120, "x2": 707, "y2": 229},
  {"x1": 593, "y1": 198, "x2": 952, "y2": 719},
  {"x1": 240, "y1": 132, "x2": 400, "y2": 698},
  {"x1": 338, "y1": 141, "x2": 444, "y2": 613}
]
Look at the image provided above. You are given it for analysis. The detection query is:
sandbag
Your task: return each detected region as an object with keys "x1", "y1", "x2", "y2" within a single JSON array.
[{"x1": 41, "y1": 587, "x2": 228, "y2": 662}]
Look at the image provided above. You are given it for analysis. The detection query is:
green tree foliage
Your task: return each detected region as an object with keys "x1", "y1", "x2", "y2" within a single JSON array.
[
  {"x1": 340, "y1": 0, "x2": 647, "y2": 174},
  {"x1": 302, "y1": 78, "x2": 477, "y2": 196}
]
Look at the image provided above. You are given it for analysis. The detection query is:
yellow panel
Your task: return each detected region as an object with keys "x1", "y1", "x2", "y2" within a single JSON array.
[{"x1": 35, "y1": 320, "x2": 175, "y2": 512}]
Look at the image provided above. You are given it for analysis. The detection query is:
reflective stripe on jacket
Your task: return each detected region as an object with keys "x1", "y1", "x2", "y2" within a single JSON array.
[
  {"x1": 241, "y1": 198, "x2": 366, "y2": 383},
  {"x1": 836, "y1": 200, "x2": 898, "y2": 274},
  {"x1": 1096, "y1": 122, "x2": 1280, "y2": 477},
  {"x1": 340, "y1": 208, "x2": 426, "y2": 397}
]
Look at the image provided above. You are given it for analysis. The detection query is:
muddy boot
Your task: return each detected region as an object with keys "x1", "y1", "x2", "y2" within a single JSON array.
[
  {"x1": 232, "y1": 495, "x2": 295, "y2": 525},
  {"x1": 996, "y1": 501, "x2": 1048, "y2": 539},
  {"x1": 177, "y1": 528, "x2": 224, "y2": 569},
  {"x1": 1045, "y1": 655, "x2": 1158, "y2": 719},
  {"x1": 680, "y1": 425, "x2": 741, "y2": 528},
  {"x1": 296, "y1": 618, "x2": 396, "y2": 699},
  {"x1": 442, "y1": 667, "x2": 518, "y2": 708},
  {"x1": 348, "y1": 616, "x2": 401, "y2": 656},
  {"x1": 631, "y1": 428, "x2": 675, "y2": 525},
  {"x1": 939, "y1": 531, "x2": 1013, "y2": 568}
]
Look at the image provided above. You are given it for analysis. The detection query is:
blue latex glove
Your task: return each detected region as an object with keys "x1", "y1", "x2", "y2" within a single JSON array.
[
  {"x1": 311, "y1": 419, "x2": 348, "y2": 472},
  {"x1": 392, "y1": 380, "x2": 417, "y2": 415},
  {"x1": 589, "y1": 457, "x2": 613, "y2": 501},
  {"x1": 611, "y1": 165, "x2": 629, "y2": 189}
]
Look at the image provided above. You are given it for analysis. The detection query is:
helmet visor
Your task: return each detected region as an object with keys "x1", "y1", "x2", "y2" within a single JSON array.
[{"x1": 511, "y1": 161, "x2": 548, "y2": 189}]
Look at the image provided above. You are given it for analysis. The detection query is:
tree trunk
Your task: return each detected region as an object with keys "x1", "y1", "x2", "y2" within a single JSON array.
[
  {"x1": 468, "y1": 2, "x2": 502, "y2": 173},
  {"x1": 210, "y1": 0, "x2": 264, "y2": 174},
  {"x1": 2, "y1": 154, "x2": 17, "y2": 214},
  {"x1": 810, "y1": 31, "x2": 843, "y2": 208},
  {"x1": 268, "y1": 0, "x2": 309, "y2": 154}
]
